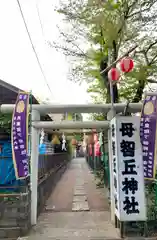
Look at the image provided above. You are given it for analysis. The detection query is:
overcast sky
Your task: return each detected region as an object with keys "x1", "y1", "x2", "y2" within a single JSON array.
[{"x1": 0, "y1": 0, "x2": 90, "y2": 104}]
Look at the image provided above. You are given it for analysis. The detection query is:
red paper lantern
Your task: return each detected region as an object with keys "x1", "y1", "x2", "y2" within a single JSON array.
[
  {"x1": 108, "y1": 68, "x2": 120, "y2": 81},
  {"x1": 93, "y1": 133, "x2": 98, "y2": 143},
  {"x1": 88, "y1": 135, "x2": 94, "y2": 145},
  {"x1": 94, "y1": 142, "x2": 101, "y2": 157},
  {"x1": 89, "y1": 144, "x2": 92, "y2": 156},
  {"x1": 71, "y1": 138, "x2": 77, "y2": 145},
  {"x1": 120, "y1": 57, "x2": 134, "y2": 73}
]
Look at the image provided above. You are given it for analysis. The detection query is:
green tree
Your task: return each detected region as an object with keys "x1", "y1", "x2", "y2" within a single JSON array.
[
  {"x1": 0, "y1": 113, "x2": 12, "y2": 136},
  {"x1": 62, "y1": 113, "x2": 83, "y2": 121},
  {"x1": 72, "y1": 113, "x2": 83, "y2": 121},
  {"x1": 51, "y1": 0, "x2": 157, "y2": 107}
]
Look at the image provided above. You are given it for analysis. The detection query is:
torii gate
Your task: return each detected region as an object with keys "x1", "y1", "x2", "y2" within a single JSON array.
[{"x1": 0, "y1": 102, "x2": 142, "y2": 225}]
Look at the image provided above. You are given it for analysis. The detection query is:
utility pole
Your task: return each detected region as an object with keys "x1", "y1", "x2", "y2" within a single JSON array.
[
  {"x1": 107, "y1": 47, "x2": 116, "y2": 223},
  {"x1": 100, "y1": 44, "x2": 138, "y2": 224}
]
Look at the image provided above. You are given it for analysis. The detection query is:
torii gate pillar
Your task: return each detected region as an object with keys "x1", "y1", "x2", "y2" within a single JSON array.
[{"x1": 30, "y1": 110, "x2": 40, "y2": 225}]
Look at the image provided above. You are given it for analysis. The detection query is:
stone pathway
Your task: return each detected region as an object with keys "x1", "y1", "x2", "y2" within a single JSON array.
[
  {"x1": 72, "y1": 161, "x2": 89, "y2": 211},
  {"x1": 19, "y1": 158, "x2": 120, "y2": 240},
  {"x1": 83, "y1": 160, "x2": 110, "y2": 211},
  {"x1": 45, "y1": 162, "x2": 76, "y2": 212}
]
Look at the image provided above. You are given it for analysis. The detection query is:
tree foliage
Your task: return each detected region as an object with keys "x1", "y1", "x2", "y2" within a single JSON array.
[
  {"x1": 0, "y1": 113, "x2": 12, "y2": 136},
  {"x1": 52, "y1": 0, "x2": 157, "y2": 111},
  {"x1": 62, "y1": 113, "x2": 83, "y2": 121}
]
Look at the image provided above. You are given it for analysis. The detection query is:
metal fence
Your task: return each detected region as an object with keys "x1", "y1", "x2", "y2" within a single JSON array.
[
  {"x1": 0, "y1": 152, "x2": 70, "y2": 238},
  {"x1": 0, "y1": 185, "x2": 30, "y2": 239},
  {"x1": 87, "y1": 155, "x2": 102, "y2": 172},
  {"x1": 86, "y1": 144, "x2": 157, "y2": 238},
  {"x1": 38, "y1": 153, "x2": 68, "y2": 179},
  {"x1": 124, "y1": 180, "x2": 157, "y2": 237},
  {"x1": 37, "y1": 153, "x2": 70, "y2": 214}
]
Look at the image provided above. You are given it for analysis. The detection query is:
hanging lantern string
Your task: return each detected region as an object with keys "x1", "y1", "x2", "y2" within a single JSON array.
[{"x1": 100, "y1": 44, "x2": 138, "y2": 75}]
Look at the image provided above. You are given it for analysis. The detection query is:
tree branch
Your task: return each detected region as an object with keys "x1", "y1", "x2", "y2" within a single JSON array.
[
  {"x1": 148, "y1": 79, "x2": 157, "y2": 84},
  {"x1": 149, "y1": 54, "x2": 157, "y2": 65},
  {"x1": 135, "y1": 40, "x2": 157, "y2": 66},
  {"x1": 101, "y1": 44, "x2": 138, "y2": 74},
  {"x1": 48, "y1": 41, "x2": 87, "y2": 58},
  {"x1": 146, "y1": 39, "x2": 157, "y2": 53}
]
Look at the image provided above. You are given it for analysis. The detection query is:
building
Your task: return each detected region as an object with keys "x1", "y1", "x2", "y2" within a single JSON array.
[
  {"x1": 0, "y1": 79, "x2": 52, "y2": 120},
  {"x1": 0, "y1": 79, "x2": 52, "y2": 137}
]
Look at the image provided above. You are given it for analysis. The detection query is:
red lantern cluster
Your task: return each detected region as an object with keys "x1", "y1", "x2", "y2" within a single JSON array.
[{"x1": 108, "y1": 57, "x2": 134, "y2": 82}]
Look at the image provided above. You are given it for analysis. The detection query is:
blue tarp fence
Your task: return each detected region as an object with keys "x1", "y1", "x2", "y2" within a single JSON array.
[
  {"x1": 0, "y1": 140, "x2": 25, "y2": 192},
  {"x1": 0, "y1": 140, "x2": 53, "y2": 191},
  {"x1": 0, "y1": 140, "x2": 47, "y2": 190}
]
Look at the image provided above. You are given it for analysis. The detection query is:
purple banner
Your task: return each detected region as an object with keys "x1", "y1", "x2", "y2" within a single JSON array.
[
  {"x1": 140, "y1": 95, "x2": 157, "y2": 180},
  {"x1": 11, "y1": 91, "x2": 29, "y2": 179}
]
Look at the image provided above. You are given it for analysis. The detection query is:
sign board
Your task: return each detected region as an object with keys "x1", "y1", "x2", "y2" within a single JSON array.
[
  {"x1": 111, "y1": 116, "x2": 146, "y2": 221},
  {"x1": 140, "y1": 94, "x2": 157, "y2": 179}
]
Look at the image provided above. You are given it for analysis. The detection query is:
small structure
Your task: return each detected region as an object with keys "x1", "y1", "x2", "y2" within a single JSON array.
[{"x1": 0, "y1": 79, "x2": 52, "y2": 120}]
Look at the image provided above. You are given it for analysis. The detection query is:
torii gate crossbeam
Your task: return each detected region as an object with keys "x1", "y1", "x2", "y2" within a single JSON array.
[
  {"x1": 0, "y1": 102, "x2": 142, "y2": 226},
  {"x1": 0, "y1": 102, "x2": 142, "y2": 114},
  {"x1": 32, "y1": 121, "x2": 109, "y2": 129}
]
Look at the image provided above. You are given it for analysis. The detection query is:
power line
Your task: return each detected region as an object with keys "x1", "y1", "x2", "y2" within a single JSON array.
[
  {"x1": 36, "y1": 2, "x2": 44, "y2": 37},
  {"x1": 16, "y1": 0, "x2": 53, "y2": 98}
]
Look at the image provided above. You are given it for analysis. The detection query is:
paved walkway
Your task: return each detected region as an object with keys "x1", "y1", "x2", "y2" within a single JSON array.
[{"x1": 19, "y1": 158, "x2": 120, "y2": 240}]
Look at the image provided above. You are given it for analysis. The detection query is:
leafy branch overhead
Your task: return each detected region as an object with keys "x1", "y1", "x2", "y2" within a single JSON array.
[{"x1": 53, "y1": 0, "x2": 157, "y2": 109}]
